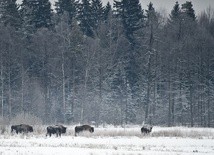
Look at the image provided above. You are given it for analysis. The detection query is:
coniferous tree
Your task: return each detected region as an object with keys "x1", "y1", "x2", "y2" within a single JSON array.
[
  {"x1": 169, "y1": 1, "x2": 181, "y2": 22},
  {"x1": 167, "y1": 1, "x2": 182, "y2": 40},
  {"x1": 55, "y1": 0, "x2": 77, "y2": 25},
  {"x1": 114, "y1": 0, "x2": 144, "y2": 43},
  {"x1": 35, "y1": 0, "x2": 52, "y2": 29},
  {"x1": 143, "y1": 2, "x2": 159, "y2": 124},
  {"x1": 20, "y1": 0, "x2": 52, "y2": 34},
  {"x1": 91, "y1": 0, "x2": 104, "y2": 30},
  {"x1": 103, "y1": 2, "x2": 112, "y2": 22},
  {"x1": 181, "y1": 1, "x2": 196, "y2": 21},
  {"x1": 0, "y1": 0, "x2": 21, "y2": 29},
  {"x1": 113, "y1": 1, "x2": 143, "y2": 120},
  {"x1": 77, "y1": 0, "x2": 94, "y2": 37}
]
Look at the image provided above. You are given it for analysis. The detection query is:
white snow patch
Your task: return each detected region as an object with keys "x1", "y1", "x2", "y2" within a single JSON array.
[{"x1": 0, "y1": 126, "x2": 213, "y2": 155}]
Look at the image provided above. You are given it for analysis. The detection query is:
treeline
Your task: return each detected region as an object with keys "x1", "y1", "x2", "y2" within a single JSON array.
[{"x1": 0, "y1": 0, "x2": 214, "y2": 127}]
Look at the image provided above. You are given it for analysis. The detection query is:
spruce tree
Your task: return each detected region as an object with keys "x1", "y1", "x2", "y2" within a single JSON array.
[
  {"x1": 77, "y1": 0, "x2": 94, "y2": 37},
  {"x1": 169, "y1": 1, "x2": 181, "y2": 21},
  {"x1": 145, "y1": 2, "x2": 158, "y2": 26},
  {"x1": 20, "y1": 0, "x2": 52, "y2": 34},
  {"x1": 0, "y1": 0, "x2": 21, "y2": 29},
  {"x1": 113, "y1": 0, "x2": 142, "y2": 109},
  {"x1": 91, "y1": 0, "x2": 104, "y2": 30},
  {"x1": 36, "y1": 0, "x2": 52, "y2": 29},
  {"x1": 114, "y1": 0, "x2": 144, "y2": 43},
  {"x1": 55, "y1": 0, "x2": 77, "y2": 25},
  {"x1": 181, "y1": 1, "x2": 196, "y2": 21},
  {"x1": 103, "y1": 2, "x2": 112, "y2": 22},
  {"x1": 167, "y1": 1, "x2": 182, "y2": 40}
]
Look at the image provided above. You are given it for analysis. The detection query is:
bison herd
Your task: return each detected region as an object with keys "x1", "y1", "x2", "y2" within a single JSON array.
[{"x1": 10, "y1": 124, "x2": 153, "y2": 137}]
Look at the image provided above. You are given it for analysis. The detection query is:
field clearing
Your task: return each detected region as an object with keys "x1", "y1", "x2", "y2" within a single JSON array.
[{"x1": 0, "y1": 126, "x2": 214, "y2": 155}]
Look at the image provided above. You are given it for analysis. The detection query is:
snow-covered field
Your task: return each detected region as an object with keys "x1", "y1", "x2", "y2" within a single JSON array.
[{"x1": 0, "y1": 126, "x2": 214, "y2": 155}]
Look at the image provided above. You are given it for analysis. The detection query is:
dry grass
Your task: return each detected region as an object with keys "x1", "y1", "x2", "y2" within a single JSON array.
[
  {"x1": 0, "y1": 125, "x2": 214, "y2": 139},
  {"x1": 151, "y1": 127, "x2": 214, "y2": 138}
]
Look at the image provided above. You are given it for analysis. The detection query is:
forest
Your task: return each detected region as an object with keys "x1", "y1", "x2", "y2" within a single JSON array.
[{"x1": 0, "y1": 0, "x2": 214, "y2": 127}]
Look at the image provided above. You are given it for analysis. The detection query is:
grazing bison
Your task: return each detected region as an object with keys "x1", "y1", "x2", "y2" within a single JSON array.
[
  {"x1": 11, "y1": 124, "x2": 33, "y2": 134},
  {"x1": 141, "y1": 125, "x2": 153, "y2": 134},
  {"x1": 75, "y1": 125, "x2": 94, "y2": 136},
  {"x1": 46, "y1": 125, "x2": 67, "y2": 137}
]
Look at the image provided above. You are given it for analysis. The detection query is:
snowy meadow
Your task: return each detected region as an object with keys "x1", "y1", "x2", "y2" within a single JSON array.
[{"x1": 0, "y1": 125, "x2": 214, "y2": 155}]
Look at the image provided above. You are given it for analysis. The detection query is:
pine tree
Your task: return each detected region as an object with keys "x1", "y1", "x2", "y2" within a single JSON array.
[
  {"x1": 114, "y1": 0, "x2": 144, "y2": 43},
  {"x1": 77, "y1": 0, "x2": 94, "y2": 37},
  {"x1": 0, "y1": 0, "x2": 21, "y2": 29},
  {"x1": 55, "y1": 0, "x2": 77, "y2": 25}
]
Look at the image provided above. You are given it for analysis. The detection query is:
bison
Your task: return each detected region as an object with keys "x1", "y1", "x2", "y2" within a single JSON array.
[
  {"x1": 141, "y1": 125, "x2": 153, "y2": 134},
  {"x1": 11, "y1": 124, "x2": 33, "y2": 134},
  {"x1": 46, "y1": 125, "x2": 67, "y2": 137},
  {"x1": 75, "y1": 125, "x2": 94, "y2": 136}
]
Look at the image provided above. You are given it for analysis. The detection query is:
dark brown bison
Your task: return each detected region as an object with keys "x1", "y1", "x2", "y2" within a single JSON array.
[
  {"x1": 75, "y1": 125, "x2": 94, "y2": 136},
  {"x1": 46, "y1": 125, "x2": 67, "y2": 137},
  {"x1": 11, "y1": 124, "x2": 33, "y2": 134},
  {"x1": 141, "y1": 125, "x2": 153, "y2": 134}
]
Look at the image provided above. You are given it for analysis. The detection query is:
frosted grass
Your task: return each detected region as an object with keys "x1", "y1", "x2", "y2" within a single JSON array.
[{"x1": 0, "y1": 126, "x2": 213, "y2": 155}]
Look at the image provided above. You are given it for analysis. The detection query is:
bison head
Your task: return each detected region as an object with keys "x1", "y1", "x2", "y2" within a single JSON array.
[
  {"x1": 61, "y1": 126, "x2": 66, "y2": 133},
  {"x1": 29, "y1": 126, "x2": 33, "y2": 132},
  {"x1": 90, "y1": 127, "x2": 94, "y2": 133}
]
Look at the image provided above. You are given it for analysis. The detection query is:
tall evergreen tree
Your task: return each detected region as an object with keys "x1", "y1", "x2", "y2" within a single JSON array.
[
  {"x1": 113, "y1": 1, "x2": 143, "y2": 114},
  {"x1": 35, "y1": 0, "x2": 52, "y2": 29},
  {"x1": 181, "y1": 1, "x2": 196, "y2": 21},
  {"x1": 103, "y1": 1, "x2": 112, "y2": 22},
  {"x1": 145, "y1": 2, "x2": 158, "y2": 44},
  {"x1": 167, "y1": 1, "x2": 182, "y2": 40},
  {"x1": 0, "y1": 0, "x2": 21, "y2": 29},
  {"x1": 114, "y1": 0, "x2": 144, "y2": 43},
  {"x1": 55, "y1": 0, "x2": 77, "y2": 25},
  {"x1": 169, "y1": 1, "x2": 181, "y2": 21},
  {"x1": 77, "y1": 0, "x2": 94, "y2": 37},
  {"x1": 20, "y1": 0, "x2": 52, "y2": 34},
  {"x1": 91, "y1": 0, "x2": 104, "y2": 30}
]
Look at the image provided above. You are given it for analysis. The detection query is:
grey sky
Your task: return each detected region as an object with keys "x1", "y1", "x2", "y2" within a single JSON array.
[
  {"x1": 17, "y1": 0, "x2": 214, "y2": 16},
  {"x1": 103, "y1": 0, "x2": 214, "y2": 16}
]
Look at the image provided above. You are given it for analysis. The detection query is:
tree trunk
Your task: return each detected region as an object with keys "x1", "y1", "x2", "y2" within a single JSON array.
[
  {"x1": 189, "y1": 84, "x2": 194, "y2": 127},
  {"x1": 145, "y1": 55, "x2": 151, "y2": 123},
  {"x1": 61, "y1": 49, "x2": 66, "y2": 123},
  {"x1": 1, "y1": 61, "x2": 4, "y2": 118},
  {"x1": 168, "y1": 74, "x2": 171, "y2": 127}
]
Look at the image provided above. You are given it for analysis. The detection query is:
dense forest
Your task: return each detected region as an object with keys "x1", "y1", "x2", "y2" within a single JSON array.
[{"x1": 0, "y1": 0, "x2": 214, "y2": 127}]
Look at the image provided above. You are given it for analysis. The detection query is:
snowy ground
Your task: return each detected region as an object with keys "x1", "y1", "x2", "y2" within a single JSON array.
[{"x1": 0, "y1": 126, "x2": 214, "y2": 155}]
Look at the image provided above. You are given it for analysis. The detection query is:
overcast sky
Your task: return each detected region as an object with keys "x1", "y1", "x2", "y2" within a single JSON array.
[
  {"x1": 17, "y1": 0, "x2": 214, "y2": 16},
  {"x1": 103, "y1": 0, "x2": 214, "y2": 16}
]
